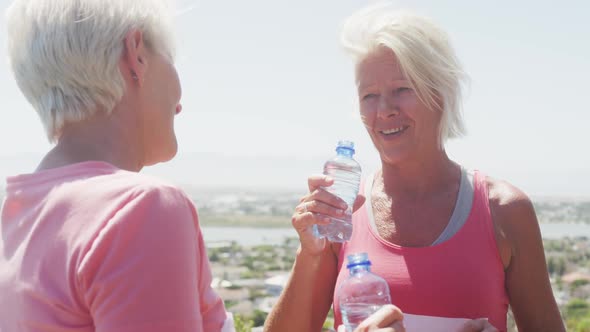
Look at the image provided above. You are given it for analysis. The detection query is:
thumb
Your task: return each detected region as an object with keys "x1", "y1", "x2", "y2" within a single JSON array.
[{"x1": 460, "y1": 318, "x2": 488, "y2": 332}]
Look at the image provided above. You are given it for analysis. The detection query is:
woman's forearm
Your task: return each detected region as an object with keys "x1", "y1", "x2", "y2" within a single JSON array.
[{"x1": 264, "y1": 247, "x2": 337, "y2": 332}]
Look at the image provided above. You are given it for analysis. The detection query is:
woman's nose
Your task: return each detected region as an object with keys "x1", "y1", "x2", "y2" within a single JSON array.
[{"x1": 377, "y1": 96, "x2": 400, "y2": 119}]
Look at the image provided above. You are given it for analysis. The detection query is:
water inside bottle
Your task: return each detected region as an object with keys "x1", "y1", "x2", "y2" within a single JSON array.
[{"x1": 341, "y1": 303, "x2": 383, "y2": 332}]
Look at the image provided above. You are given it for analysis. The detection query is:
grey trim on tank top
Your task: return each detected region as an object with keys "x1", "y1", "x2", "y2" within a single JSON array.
[{"x1": 366, "y1": 167, "x2": 475, "y2": 246}]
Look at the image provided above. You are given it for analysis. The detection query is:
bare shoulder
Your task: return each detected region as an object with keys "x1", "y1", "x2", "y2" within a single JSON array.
[
  {"x1": 485, "y1": 176, "x2": 542, "y2": 262},
  {"x1": 486, "y1": 176, "x2": 536, "y2": 225},
  {"x1": 486, "y1": 176, "x2": 533, "y2": 211}
]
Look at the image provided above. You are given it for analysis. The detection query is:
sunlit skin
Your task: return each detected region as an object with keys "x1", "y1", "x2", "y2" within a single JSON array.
[
  {"x1": 36, "y1": 30, "x2": 183, "y2": 173},
  {"x1": 356, "y1": 47, "x2": 442, "y2": 169}
]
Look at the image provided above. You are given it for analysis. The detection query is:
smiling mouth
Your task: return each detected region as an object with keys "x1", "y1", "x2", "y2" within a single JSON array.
[{"x1": 379, "y1": 125, "x2": 409, "y2": 136}]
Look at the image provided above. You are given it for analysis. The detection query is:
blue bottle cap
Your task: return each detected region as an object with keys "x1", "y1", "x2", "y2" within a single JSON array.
[{"x1": 336, "y1": 140, "x2": 355, "y2": 156}]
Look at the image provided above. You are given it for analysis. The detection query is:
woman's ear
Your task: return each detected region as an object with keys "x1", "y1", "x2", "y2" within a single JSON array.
[{"x1": 121, "y1": 29, "x2": 148, "y2": 85}]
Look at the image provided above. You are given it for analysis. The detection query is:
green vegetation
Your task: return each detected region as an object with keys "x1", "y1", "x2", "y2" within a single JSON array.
[
  {"x1": 573, "y1": 280, "x2": 590, "y2": 291},
  {"x1": 566, "y1": 299, "x2": 590, "y2": 331},
  {"x1": 322, "y1": 308, "x2": 335, "y2": 331},
  {"x1": 234, "y1": 314, "x2": 254, "y2": 332},
  {"x1": 547, "y1": 256, "x2": 567, "y2": 276},
  {"x1": 542, "y1": 238, "x2": 590, "y2": 330},
  {"x1": 233, "y1": 311, "x2": 268, "y2": 332},
  {"x1": 534, "y1": 200, "x2": 590, "y2": 224}
]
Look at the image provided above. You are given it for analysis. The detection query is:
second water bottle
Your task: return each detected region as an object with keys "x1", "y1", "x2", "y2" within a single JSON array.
[{"x1": 338, "y1": 252, "x2": 392, "y2": 332}]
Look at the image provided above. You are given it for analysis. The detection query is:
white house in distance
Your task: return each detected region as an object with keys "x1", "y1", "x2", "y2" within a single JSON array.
[{"x1": 264, "y1": 273, "x2": 290, "y2": 297}]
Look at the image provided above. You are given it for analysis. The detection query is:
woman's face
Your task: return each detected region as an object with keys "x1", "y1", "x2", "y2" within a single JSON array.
[
  {"x1": 356, "y1": 47, "x2": 442, "y2": 166},
  {"x1": 139, "y1": 51, "x2": 182, "y2": 165}
]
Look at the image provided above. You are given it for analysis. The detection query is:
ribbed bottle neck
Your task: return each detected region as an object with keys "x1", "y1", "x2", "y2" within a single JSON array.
[{"x1": 349, "y1": 264, "x2": 371, "y2": 276}]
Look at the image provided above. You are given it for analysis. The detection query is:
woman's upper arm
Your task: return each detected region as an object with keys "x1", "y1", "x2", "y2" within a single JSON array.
[{"x1": 489, "y1": 180, "x2": 565, "y2": 332}]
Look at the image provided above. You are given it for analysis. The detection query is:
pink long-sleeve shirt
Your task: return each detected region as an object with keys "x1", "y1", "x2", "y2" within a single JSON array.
[{"x1": 0, "y1": 161, "x2": 228, "y2": 332}]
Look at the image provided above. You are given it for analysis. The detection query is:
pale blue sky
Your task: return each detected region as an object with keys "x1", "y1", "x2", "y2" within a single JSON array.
[{"x1": 0, "y1": 0, "x2": 589, "y2": 197}]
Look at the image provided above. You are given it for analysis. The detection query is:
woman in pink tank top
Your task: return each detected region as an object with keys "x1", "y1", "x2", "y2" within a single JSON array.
[{"x1": 266, "y1": 5, "x2": 564, "y2": 332}]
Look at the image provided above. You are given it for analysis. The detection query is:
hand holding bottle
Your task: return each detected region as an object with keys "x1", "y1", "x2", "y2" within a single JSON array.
[
  {"x1": 292, "y1": 175, "x2": 365, "y2": 256},
  {"x1": 337, "y1": 304, "x2": 406, "y2": 332}
]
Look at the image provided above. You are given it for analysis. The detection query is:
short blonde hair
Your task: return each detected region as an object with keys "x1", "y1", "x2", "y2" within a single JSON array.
[
  {"x1": 341, "y1": 4, "x2": 468, "y2": 143},
  {"x1": 6, "y1": 0, "x2": 176, "y2": 142}
]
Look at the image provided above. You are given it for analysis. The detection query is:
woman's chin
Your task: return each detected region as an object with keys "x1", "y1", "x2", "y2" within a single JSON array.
[
  {"x1": 146, "y1": 139, "x2": 178, "y2": 166},
  {"x1": 377, "y1": 146, "x2": 411, "y2": 166},
  {"x1": 162, "y1": 141, "x2": 179, "y2": 162}
]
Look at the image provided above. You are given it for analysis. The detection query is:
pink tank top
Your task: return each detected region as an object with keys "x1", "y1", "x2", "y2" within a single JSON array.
[{"x1": 333, "y1": 171, "x2": 509, "y2": 331}]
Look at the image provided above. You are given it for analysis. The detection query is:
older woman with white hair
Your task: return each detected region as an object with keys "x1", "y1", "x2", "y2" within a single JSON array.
[
  {"x1": 0, "y1": 0, "x2": 232, "y2": 331},
  {"x1": 265, "y1": 5, "x2": 565, "y2": 332}
]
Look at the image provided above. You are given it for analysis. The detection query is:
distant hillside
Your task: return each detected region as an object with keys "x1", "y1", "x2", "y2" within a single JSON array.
[
  {"x1": 534, "y1": 200, "x2": 590, "y2": 224},
  {"x1": 183, "y1": 187, "x2": 590, "y2": 226},
  {"x1": 2, "y1": 153, "x2": 589, "y2": 222}
]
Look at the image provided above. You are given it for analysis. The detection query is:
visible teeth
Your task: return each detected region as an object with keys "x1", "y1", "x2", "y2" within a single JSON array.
[{"x1": 381, "y1": 126, "x2": 405, "y2": 135}]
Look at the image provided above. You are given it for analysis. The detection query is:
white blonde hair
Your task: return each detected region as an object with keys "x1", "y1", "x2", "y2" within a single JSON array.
[
  {"x1": 5, "y1": 0, "x2": 176, "y2": 142},
  {"x1": 341, "y1": 4, "x2": 468, "y2": 143}
]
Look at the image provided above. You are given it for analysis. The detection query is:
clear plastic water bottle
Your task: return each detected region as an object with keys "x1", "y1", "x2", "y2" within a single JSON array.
[
  {"x1": 338, "y1": 252, "x2": 391, "y2": 332},
  {"x1": 314, "y1": 140, "x2": 361, "y2": 242}
]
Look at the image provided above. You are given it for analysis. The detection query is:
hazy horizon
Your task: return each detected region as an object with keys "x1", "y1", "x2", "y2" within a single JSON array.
[{"x1": 1, "y1": 152, "x2": 588, "y2": 199}]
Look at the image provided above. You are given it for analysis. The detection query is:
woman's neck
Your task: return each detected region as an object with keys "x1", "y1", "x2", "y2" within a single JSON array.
[
  {"x1": 37, "y1": 110, "x2": 145, "y2": 173},
  {"x1": 378, "y1": 150, "x2": 460, "y2": 199}
]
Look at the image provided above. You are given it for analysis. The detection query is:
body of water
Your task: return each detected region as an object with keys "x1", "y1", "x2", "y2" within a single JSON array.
[
  {"x1": 538, "y1": 223, "x2": 590, "y2": 239},
  {"x1": 202, "y1": 227, "x2": 297, "y2": 246},
  {"x1": 201, "y1": 223, "x2": 590, "y2": 246}
]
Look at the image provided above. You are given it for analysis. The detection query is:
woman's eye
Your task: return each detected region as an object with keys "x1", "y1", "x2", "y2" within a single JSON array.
[
  {"x1": 396, "y1": 87, "x2": 410, "y2": 93},
  {"x1": 362, "y1": 93, "x2": 377, "y2": 101}
]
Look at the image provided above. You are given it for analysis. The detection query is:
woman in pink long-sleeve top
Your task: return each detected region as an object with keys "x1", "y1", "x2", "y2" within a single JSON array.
[{"x1": 0, "y1": 1, "x2": 231, "y2": 331}]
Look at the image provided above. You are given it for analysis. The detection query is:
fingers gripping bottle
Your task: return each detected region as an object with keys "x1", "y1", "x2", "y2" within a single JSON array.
[
  {"x1": 338, "y1": 253, "x2": 392, "y2": 332},
  {"x1": 314, "y1": 140, "x2": 361, "y2": 242}
]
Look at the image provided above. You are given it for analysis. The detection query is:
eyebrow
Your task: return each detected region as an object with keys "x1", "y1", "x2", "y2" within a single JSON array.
[{"x1": 357, "y1": 80, "x2": 411, "y2": 91}]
